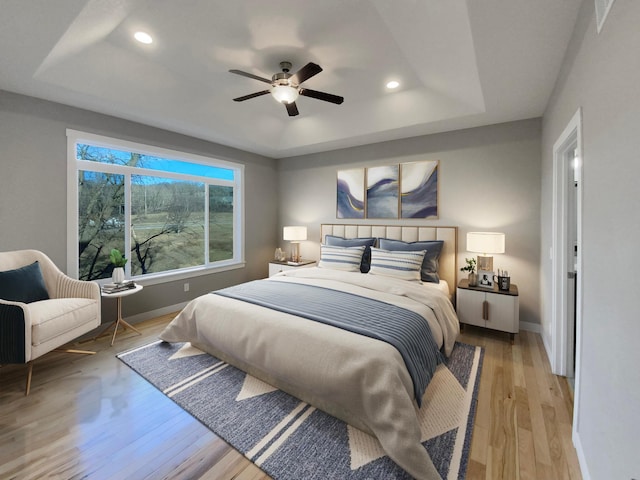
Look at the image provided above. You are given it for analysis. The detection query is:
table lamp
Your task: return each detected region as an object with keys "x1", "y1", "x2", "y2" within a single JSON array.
[
  {"x1": 283, "y1": 226, "x2": 307, "y2": 264},
  {"x1": 466, "y1": 232, "x2": 505, "y2": 272}
]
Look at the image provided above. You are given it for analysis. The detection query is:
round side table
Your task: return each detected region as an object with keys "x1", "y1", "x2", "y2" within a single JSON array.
[{"x1": 97, "y1": 284, "x2": 144, "y2": 346}]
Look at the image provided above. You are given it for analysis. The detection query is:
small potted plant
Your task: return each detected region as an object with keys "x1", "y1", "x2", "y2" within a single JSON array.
[
  {"x1": 461, "y1": 257, "x2": 477, "y2": 286},
  {"x1": 110, "y1": 248, "x2": 128, "y2": 284}
]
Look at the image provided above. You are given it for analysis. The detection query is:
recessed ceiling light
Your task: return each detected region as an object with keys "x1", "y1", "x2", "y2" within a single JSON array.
[
  {"x1": 386, "y1": 80, "x2": 400, "y2": 89},
  {"x1": 134, "y1": 31, "x2": 153, "y2": 44}
]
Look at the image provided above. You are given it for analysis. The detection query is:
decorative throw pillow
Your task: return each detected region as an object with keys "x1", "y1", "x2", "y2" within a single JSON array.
[
  {"x1": 324, "y1": 235, "x2": 376, "y2": 273},
  {"x1": 378, "y1": 238, "x2": 444, "y2": 283},
  {"x1": 368, "y1": 247, "x2": 426, "y2": 282},
  {"x1": 0, "y1": 261, "x2": 50, "y2": 303},
  {"x1": 318, "y1": 245, "x2": 366, "y2": 272}
]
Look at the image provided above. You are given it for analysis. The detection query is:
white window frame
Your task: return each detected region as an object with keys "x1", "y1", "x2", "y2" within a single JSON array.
[{"x1": 66, "y1": 129, "x2": 245, "y2": 285}]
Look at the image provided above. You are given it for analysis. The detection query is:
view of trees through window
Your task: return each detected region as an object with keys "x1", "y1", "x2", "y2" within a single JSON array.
[{"x1": 73, "y1": 140, "x2": 238, "y2": 281}]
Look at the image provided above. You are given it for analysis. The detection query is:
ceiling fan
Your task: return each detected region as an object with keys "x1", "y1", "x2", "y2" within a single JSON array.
[{"x1": 229, "y1": 61, "x2": 344, "y2": 117}]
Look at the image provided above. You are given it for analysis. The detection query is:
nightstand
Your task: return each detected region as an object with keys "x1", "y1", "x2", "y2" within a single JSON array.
[
  {"x1": 268, "y1": 260, "x2": 316, "y2": 277},
  {"x1": 456, "y1": 279, "x2": 519, "y2": 342}
]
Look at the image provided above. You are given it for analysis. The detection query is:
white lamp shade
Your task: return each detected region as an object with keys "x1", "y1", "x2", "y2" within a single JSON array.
[
  {"x1": 466, "y1": 232, "x2": 505, "y2": 254},
  {"x1": 271, "y1": 85, "x2": 299, "y2": 104},
  {"x1": 283, "y1": 226, "x2": 307, "y2": 242}
]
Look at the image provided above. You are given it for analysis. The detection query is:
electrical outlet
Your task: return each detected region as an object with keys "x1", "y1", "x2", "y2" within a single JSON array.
[{"x1": 184, "y1": 282, "x2": 189, "y2": 292}]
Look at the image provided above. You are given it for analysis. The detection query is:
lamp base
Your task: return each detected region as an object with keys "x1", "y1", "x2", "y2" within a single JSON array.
[
  {"x1": 477, "y1": 255, "x2": 494, "y2": 272},
  {"x1": 290, "y1": 242, "x2": 301, "y2": 263}
]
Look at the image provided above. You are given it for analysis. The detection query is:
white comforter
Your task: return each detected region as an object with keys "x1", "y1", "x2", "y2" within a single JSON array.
[{"x1": 160, "y1": 268, "x2": 460, "y2": 479}]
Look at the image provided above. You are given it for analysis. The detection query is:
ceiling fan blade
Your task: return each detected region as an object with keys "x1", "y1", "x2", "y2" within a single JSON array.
[
  {"x1": 285, "y1": 102, "x2": 299, "y2": 116},
  {"x1": 229, "y1": 69, "x2": 272, "y2": 84},
  {"x1": 299, "y1": 88, "x2": 344, "y2": 105},
  {"x1": 233, "y1": 90, "x2": 270, "y2": 102},
  {"x1": 290, "y1": 62, "x2": 322, "y2": 85}
]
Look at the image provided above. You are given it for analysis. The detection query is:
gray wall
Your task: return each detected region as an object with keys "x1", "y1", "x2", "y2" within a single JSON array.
[
  {"x1": 0, "y1": 90, "x2": 278, "y2": 320},
  {"x1": 278, "y1": 119, "x2": 542, "y2": 327},
  {"x1": 541, "y1": 0, "x2": 640, "y2": 477}
]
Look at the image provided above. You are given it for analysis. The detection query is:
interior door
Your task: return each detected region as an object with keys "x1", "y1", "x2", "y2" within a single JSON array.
[{"x1": 565, "y1": 148, "x2": 579, "y2": 386}]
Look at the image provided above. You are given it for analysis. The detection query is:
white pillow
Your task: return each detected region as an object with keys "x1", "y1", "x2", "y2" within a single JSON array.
[
  {"x1": 318, "y1": 244, "x2": 366, "y2": 272},
  {"x1": 369, "y1": 247, "x2": 426, "y2": 281}
]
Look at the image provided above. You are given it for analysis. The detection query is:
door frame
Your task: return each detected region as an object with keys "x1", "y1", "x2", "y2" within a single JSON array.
[{"x1": 551, "y1": 107, "x2": 583, "y2": 429}]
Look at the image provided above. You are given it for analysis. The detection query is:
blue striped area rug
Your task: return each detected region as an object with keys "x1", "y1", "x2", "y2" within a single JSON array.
[{"x1": 117, "y1": 341, "x2": 483, "y2": 479}]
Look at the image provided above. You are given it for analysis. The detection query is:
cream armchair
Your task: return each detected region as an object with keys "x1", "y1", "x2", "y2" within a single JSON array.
[{"x1": 0, "y1": 249, "x2": 101, "y2": 395}]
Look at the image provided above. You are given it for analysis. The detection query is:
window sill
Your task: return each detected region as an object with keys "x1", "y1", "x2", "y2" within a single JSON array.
[{"x1": 98, "y1": 261, "x2": 246, "y2": 287}]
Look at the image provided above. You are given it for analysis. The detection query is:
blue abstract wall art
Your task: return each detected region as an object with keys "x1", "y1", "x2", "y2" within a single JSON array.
[
  {"x1": 366, "y1": 165, "x2": 399, "y2": 218},
  {"x1": 400, "y1": 160, "x2": 439, "y2": 219},
  {"x1": 336, "y1": 168, "x2": 365, "y2": 218}
]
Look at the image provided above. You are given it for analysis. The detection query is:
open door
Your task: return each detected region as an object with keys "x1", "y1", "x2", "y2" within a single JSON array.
[
  {"x1": 565, "y1": 148, "x2": 579, "y2": 388},
  {"x1": 551, "y1": 108, "x2": 583, "y2": 409}
]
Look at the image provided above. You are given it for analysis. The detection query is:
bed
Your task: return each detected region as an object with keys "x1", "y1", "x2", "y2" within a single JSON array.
[{"x1": 160, "y1": 225, "x2": 459, "y2": 479}]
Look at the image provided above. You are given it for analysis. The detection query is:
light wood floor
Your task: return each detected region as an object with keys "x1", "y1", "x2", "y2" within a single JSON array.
[{"x1": 0, "y1": 315, "x2": 582, "y2": 479}]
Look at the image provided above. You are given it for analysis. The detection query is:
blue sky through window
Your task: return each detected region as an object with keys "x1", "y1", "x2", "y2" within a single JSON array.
[{"x1": 77, "y1": 144, "x2": 234, "y2": 181}]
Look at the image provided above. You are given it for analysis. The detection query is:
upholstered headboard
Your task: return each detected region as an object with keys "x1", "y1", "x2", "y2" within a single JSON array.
[{"x1": 320, "y1": 224, "x2": 458, "y2": 298}]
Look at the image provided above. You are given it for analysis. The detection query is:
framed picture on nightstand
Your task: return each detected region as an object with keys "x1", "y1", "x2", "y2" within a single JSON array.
[{"x1": 477, "y1": 270, "x2": 494, "y2": 288}]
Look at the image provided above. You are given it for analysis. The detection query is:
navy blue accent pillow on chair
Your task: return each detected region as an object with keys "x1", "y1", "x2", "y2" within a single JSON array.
[
  {"x1": 324, "y1": 235, "x2": 376, "y2": 273},
  {"x1": 0, "y1": 261, "x2": 50, "y2": 303},
  {"x1": 378, "y1": 239, "x2": 444, "y2": 283}
]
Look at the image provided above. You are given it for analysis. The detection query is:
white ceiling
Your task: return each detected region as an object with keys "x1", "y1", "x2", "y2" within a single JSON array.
[{"x1": 0, "y1": 0, "x2": 582, "y2": 159}]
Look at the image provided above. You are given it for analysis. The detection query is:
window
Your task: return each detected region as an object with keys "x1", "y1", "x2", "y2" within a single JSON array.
[{"x1": 67, "y1": 130, "x2": 244, "y2": 282}]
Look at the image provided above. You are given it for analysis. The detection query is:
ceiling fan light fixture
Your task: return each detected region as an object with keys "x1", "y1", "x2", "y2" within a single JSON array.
[
  {"x1": 230, "y1": 61, "x2": 341, "y2": 116},
  {"x1": 271, "y1": 85, "x2": 299, "y2": 104}
]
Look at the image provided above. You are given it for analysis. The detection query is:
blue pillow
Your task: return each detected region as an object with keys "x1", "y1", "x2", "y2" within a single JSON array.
[
  {"x1": 0, "y1": 261, "x2": 50, "y2": 303},
  {"x1": 324, "y1": 235, "x2": 376, "y2": 273},
  {"x1": 378, "y1": 239, "x2": 444, "y2": 283}
]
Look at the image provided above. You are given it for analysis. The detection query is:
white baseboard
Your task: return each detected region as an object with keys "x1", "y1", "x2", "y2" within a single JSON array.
[
  {"x1": 519, "y1": 321, "x2": 541, "y2": 333},
  {"x1": 573, "y1": 430, "x2": 590, "y2": 480},
  {"x1": 542, "y1": 334, "x2": 553, "y2": 368},
  {"x1": 125, "y1": 302, "x2": 188, "y2": 325},
  {"x1": 80, "y1": 302, "x2": 187, "y2": 342}
]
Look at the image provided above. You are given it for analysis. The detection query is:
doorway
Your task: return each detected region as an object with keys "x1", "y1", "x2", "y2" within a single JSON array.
[
  {"x1": 565, "y1": 147, "x2": 578, "y2": 389},
  {"x1": 551, "y1": 108, "x2": 583, "y2": 414}
]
